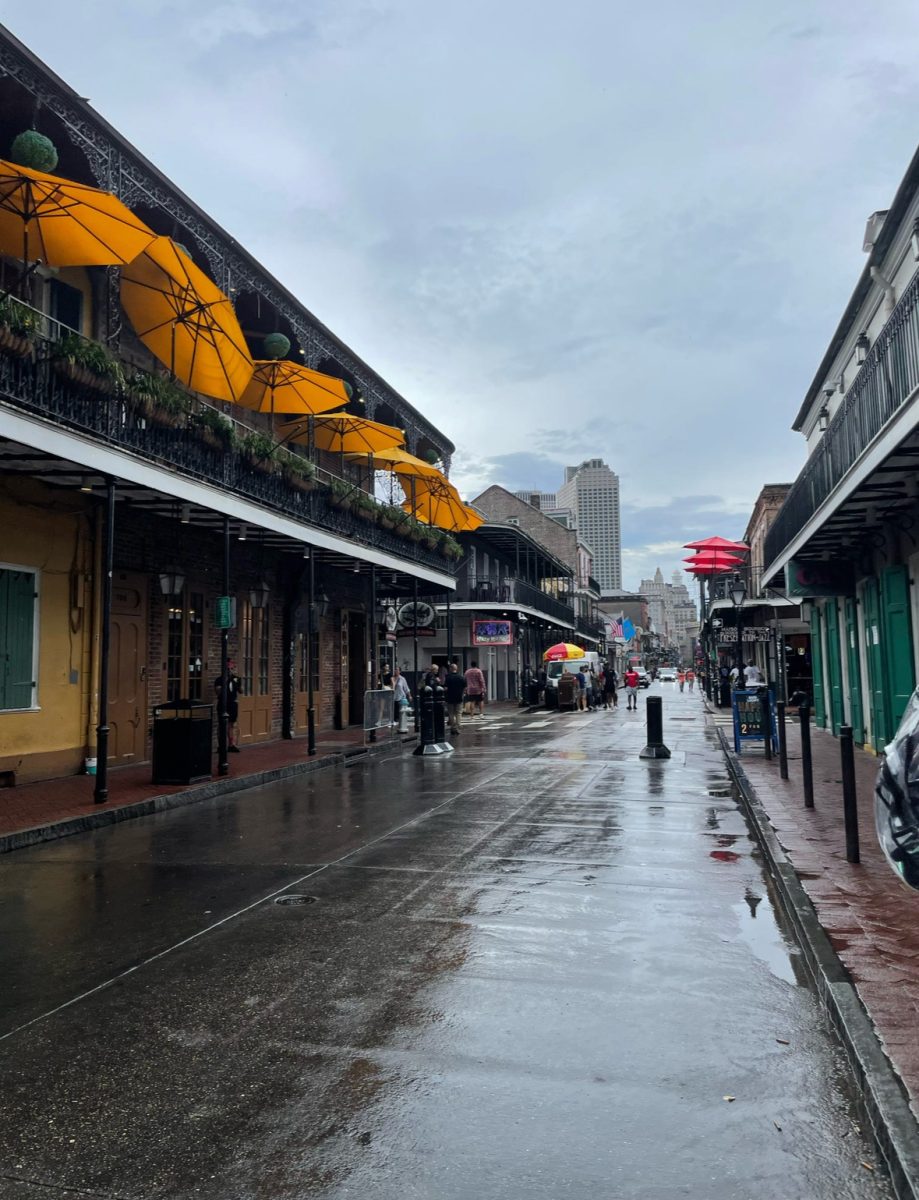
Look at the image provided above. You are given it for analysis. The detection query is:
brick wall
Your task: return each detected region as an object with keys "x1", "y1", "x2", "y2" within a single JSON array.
[{"x1": 471, "y1": 485, "x2": 578, "y2": 570}]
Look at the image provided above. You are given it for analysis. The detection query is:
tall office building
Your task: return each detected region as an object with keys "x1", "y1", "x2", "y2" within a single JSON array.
[{"x1": 556, "y1": 459, "x2": 622, "y2": 591}]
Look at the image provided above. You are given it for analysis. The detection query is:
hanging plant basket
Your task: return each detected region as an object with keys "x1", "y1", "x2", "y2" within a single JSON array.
[
  {"x1": 0, "y1": 325, "x2": 33, "y2": 358},
  {"x1": 53, "y1": 358, "x2": 115, "y2": 393}
]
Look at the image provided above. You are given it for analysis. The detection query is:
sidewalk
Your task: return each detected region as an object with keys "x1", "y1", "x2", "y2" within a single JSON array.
[{"x1": 714, "y1": 700, "x2": 919, "y2": 1120}]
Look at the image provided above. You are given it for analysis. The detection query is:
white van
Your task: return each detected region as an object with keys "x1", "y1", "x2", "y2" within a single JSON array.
[{"x1": 545, "y1": 652, "x2": 601, "y2": 691}]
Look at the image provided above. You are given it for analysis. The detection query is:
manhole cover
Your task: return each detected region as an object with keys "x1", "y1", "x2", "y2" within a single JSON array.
[{"x1": 274, "y1": 894, "x2": 318, "y2": 906}]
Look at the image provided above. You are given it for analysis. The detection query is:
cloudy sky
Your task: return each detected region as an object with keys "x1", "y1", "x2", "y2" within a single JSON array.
[{"x1": 9, "y1": 3, "x2": 919, "y2": 586}]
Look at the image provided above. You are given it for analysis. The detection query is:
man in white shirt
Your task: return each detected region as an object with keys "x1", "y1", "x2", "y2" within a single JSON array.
[{"x1": 744, "y1": 663, "x2": 762, "y2": 685}]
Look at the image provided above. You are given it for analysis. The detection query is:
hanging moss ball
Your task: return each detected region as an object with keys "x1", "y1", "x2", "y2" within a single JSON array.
[
  {"x1": 10, "y1": 130, "x2": 59, "y2": 173},
  {"x1": 263, "y1": 332, "x2": 290, "y2": 360},
  {"x1": 342, "y1": 381, "x2": 353, "y2": 399},
  {"x1": 424, "y1": 449, "x2": 440, "y2": 465}
]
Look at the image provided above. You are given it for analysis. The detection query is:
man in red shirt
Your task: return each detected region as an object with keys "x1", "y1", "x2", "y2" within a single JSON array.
[
  {"x1": 623, "y1": 667, "x2": 640, "y2": 711},
  {"x1": 464, "y1": 661, "x2": 486, "y2": 718}
]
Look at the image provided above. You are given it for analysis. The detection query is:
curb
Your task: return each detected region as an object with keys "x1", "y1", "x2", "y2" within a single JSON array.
[
  {"x1": 717, "y1": 727, "x2": 919, "y2": 1200},
  {"x1": 0, "y1": 734, "x2": 415, "y2": 856}
]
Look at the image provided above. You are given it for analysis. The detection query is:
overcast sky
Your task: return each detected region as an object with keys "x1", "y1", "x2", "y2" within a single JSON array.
[{"x1": 8, "y1": 3, "x2": 919, "y2": 588}]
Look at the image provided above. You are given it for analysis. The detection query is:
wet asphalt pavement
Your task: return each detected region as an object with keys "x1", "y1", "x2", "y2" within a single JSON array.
[{"x1": 0, "y1": 687, "x2": 893, "y2": 1199}]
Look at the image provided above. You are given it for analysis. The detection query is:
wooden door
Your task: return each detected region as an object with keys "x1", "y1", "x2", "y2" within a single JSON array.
[
  {"x1": 109, "y1": 572, "x2": 148, "y2": 765},
  {"x1": 237, "y1": 596, "x2": 272, "y2": 743},
  {"x1": 294, "y1": 629, "x2": 319, "y2": 734},
  {"x1": 347, "y1": 611, "x2": 366, "y2": 726},
  {"x1": 823, "y1": 599, "x2": 844, "y2": 734},
  {"x1": 844, "y1": 597, "x2": 865, "y2": 745},
  {"x1": 810, "y1": 607, "x2": 826, "y2": 728},
  {"x1": 862, "y1": 578, "x2": 887, "y2": 752},
  {"x1": 881, "y1": 565, "x2": 915, "y2": 740}
]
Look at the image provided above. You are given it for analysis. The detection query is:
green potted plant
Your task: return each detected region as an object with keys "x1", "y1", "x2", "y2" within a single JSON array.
[
  {"x1": 406, "y1": 516, "x2": 425, "y2": 543},
  {"x1": 0, "y1": 294, "x2": 39, "y2": 357},
  {"x1": 189, "y1": 404, "x2": 236, "y2": 453},
  {"x1": 278, "y1": 449, "x2": 316, "y2": 492},
  {"x1": 125, "y1": 371, "x2": 190, "y2": 428},
  {"x1": 377, "y1": 503, "x2": 403, "y2": 531},
  {"x1": 52, "y1": 332, "x2": 125, "y2": 393},
  {"x1": 352, "y1": 490, "x2": 378, "y2": 522},
  {"x1": 329, "y1": 478, "x2": 356, "y2": 510},
  {"x1": 239, "y1": 430, "x2": 277, "y2": 474},
  {"x1": 441, "y1": 534, "x2": 462, "y2": 560},
  {"x1": 420, "y1": 524, "x2": 440, "y2": 551}
]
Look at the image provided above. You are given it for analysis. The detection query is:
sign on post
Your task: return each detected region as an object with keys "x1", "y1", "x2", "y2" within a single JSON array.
[
  {"x1": 732, "y1": 689, "x2": 777, "y2": 754},
  {"x1": 215, "y1": 595, "x2": 236, "y2": 629}
]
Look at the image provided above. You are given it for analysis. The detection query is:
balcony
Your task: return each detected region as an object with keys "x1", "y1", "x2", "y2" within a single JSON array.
[
  {"x1": 765, "y1": 270, "x2": 919, "y2": 569},
  {"x1": 454, "y1": 575, "x2": 576, "y2": 626},
  {"x1": 0, "y1": 339, "x2": 453, "y2": 574},
  {"x1": 576, "y1": 616, "x2": 604, "y2": 642}
]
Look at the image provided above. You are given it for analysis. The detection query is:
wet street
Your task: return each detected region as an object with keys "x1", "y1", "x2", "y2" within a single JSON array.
[{"x1": 0, "y1": 688, "x2": 892, "y2": 1200}]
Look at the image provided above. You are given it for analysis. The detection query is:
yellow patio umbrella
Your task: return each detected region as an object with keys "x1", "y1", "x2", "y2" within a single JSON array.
[
  {"x1": 354, "y1": 446, "x2": 443, "y2": 479},
  {"x1": 279, "y1": 414, "x2": 406, "y2": 455},
  {"x1": 400, "y1": 476, "x2": 484, "y2": 531},
  {"x1": 237, "y1": 359, "x2": 351, "y2": 418},
  {"x1": 121, "y1": 236, "x2": 253, "y2": 403},
  {"x1": 0, "y1": 158, "x2": 156, "y2": 267}
]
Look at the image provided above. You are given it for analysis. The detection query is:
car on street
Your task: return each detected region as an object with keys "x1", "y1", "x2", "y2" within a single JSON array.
[
  {"x1": 658, "y1": 667, "x2": 678, "y2": 682},
  {"x1": 635, "y1": 668, "x2": 651, "y2": 688}
]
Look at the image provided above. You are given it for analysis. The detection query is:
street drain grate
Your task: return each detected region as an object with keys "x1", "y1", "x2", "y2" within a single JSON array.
[{"x1": 274, "y1": 894, "x2": 318, "y2": 907}]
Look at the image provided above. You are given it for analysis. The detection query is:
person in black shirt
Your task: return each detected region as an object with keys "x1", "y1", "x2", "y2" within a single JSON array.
[
  {"x1": 444, "y1": 663, "x2": 466, "y2": 733},
  {"x1": 214, "y1": 658, "x2": 241, "y2": 751}
]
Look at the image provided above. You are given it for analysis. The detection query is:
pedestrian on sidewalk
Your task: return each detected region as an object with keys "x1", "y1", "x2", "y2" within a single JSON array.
[
  {"x1": 444, "y1": 663, "x2": 465, "y2": 733},
  {"x1": 575, "y1": 667, "x2": 588, "y2": 711},
  {"x1": 392, "y1": 665, "x2": 412, "y2": 723},
  {"x1": 603, "y1": 665, "x2": 618, "y2": 708},
  {"x1": 686, "y1": 668, "x2": 695, "y2": 692},
  {"x1": 623, "y1": 667, "x2": 640, "y2": 711},
  {"x1": 214, "y1": 659, "x2": 241, "y2": 751},
  {"x1": 677, "y1": 668, "x2": 686, "y2": 692},
  {"x1": 464, "y1": 661, "x2": 486, "y2": 717}
]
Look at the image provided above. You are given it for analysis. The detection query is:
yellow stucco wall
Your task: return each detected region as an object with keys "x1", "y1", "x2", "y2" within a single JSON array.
[{"x1": 0, "y1": 478, "x2": 92, "y2": 782}]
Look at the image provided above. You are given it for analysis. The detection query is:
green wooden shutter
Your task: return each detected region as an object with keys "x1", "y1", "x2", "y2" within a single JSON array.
[
  {"x1": 810, "y1": 606, "x2": 826, "y2": 728},
  {"x1": 0, "y1": 568, "x2": 36, "y2": 710},
  {"x1": 844, "y1": 597, "x2": 865, "y2": 745},
  {"x1": 862, "y1": 578, "x2": 888, "y2": 751},
  {"x1": 824, "y1": 599, "x2": 844, "y2": 734},
  {"x1": 881, "y1": 565, "x2": 915, "y2": 741}
]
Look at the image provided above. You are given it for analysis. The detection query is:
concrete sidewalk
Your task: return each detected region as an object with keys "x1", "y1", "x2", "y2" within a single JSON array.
[{"x1": 713, "y1": 698, "x2": 919, "y2": 1121}]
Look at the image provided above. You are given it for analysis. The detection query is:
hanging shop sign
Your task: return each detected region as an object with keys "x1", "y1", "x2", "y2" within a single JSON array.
[
  {"x1": 472, "y1": 618, "x2": 514, "y2": 646},
  {"x1": 716, "y1": 627, "x2": 771, "y2": 644},
  {"x1": 787, "y1": 559, "x2": 854, "y2": 598},
  {"x1": 397, "y1": 600, "x2": 436, "y2": 630}
]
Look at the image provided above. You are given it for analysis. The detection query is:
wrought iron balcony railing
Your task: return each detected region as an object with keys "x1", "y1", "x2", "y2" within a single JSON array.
[
  {"x1": 0, "y1": 343, "x2": 452, "y2": 574},
  {"x1": 765, "y1": 269, "x2": 919, "y2": 568},
  {"x1": 453, "y1": 575, "x2": 576, "y2": 625}
]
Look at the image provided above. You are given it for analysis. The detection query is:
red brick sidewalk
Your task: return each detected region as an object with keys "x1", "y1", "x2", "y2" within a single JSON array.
[
  {"x1": 728, "y1": 714, "x2": 919, "y2": 1116},
  {"x1": 0, "y1": 726, "x2": 390, "y2": 846}
]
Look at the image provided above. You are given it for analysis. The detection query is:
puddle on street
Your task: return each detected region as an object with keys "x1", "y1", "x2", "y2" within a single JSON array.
[{"x1": 731, "y1": 890, "x2": 801, "y2": 986}]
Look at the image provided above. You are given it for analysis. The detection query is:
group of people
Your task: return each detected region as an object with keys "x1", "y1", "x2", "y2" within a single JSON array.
[{"x1": 381, "y1": 661, "x2": 488, "y2": 734}]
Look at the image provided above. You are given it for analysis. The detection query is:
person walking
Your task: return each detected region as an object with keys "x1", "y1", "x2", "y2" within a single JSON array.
[
  {"x1": 686, "y1": 668, "x2": 695, "y2": 693},
  {"x1": 213, "y1": 658, "x2": 241, "y2": 751},
  {"x1": 464, "y1": 661, "x2": 486, "y2": 717},
  {"x1": 603, "y1": 665, "x2": 618, "y2": 709},
  {"x1": 575, "y1": 666, "x2": 588, "y2": 712},
  {"x1": 392, "y1": 665, "x2": 412, "y2": 724},
  {"x1": 677, "y1": 668, "x2": 686, "y2": 693},
  {"x1": 444, "y1": 663, "x2": 465, "y2": 733},
  {"x1": 623, "y1": 666, "x2": 640, "y2": 711}
]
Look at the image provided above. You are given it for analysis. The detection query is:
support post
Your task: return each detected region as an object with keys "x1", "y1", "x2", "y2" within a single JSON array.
[
  {"x1": 412, "y1": 575, "x2": 420, "y2": 732},
  {"x1": 777, "y1": 700, "x2": 789, "y2": 780},
  {"x1": 639, "y1": 695, "x2": 671, "y2": 760},
  {"x1": 94, "y1": 478, "x2": 116, "y2": 803},
  {"x1": 840, "y1": 724, "x2": 860, "y2": 864},
  {"x1": 446, "y1": 589, "x2": 453, "y2": 665},
  {"x1": 307, "y1": 552, "x2": 316, "y2": 756},
  {"x1": 761, "y1": 689, "x2": 772, "y2": 761},
  {"x1": 800, "y1": 703, "x2": 814, "y2": 808},
  {"x1": 217, "y1": 516, "x2": 230, "y2": 776},
  {"x1": 432, "y1": 683, "x2": 453, "y2": 753},
  {"x1": 369, "y1": 563, "x2": 377, "y2": 744},
  {"x1": 412, "y1": 685, "x2": 442, "y2": 755}
]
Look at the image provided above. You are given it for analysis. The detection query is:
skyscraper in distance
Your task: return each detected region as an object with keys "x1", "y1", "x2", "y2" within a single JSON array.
[{"x1": 556, "y1": 459, "x2": 621, "y2": 591}]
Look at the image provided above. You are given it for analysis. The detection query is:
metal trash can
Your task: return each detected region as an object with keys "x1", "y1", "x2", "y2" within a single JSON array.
[
  {"x1": 152, "y1": 699, "x2": 213, "y2": 785},
  {"x1": 528, "y1": 681, "x2": 541, "y2": 706}
]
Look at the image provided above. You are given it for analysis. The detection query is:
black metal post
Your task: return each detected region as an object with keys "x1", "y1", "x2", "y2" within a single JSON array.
[
  {"x1": 369, "y1": 563, "x2": 377, "y2": 744},
  {"x1": 412, "y1": 685, "x2": 437, "y2": 755},
  {"x1": 94, "y1": 478, "x2": 116, "y2": 804},
  {"x1": 282, "y1": 569, "x2": 294, "y2": 741},
  {"x1": 777, "y1": 699, "x2": 789, "y2": 780},
  {"x1": 840, "y1": 724, "x2": 860, "y2": 863},
  {"x1": 735, "y1": 602, "x2": 743, "y2": 688},
  {"x1": 412, "y1": 575, "x2": 420, "y2": 732},
  {"x1": 217, "y1": 516, "x2": 230, "y2": 775},
  {"x1": 432, "y1": 683, "x2": 449, "y2": 748},
  {"x1": 800, "y1": 703, "x2": 814, "y2": 808},
  {"x1": 446, "y1": 589, "x2": 453, "y2": 665},
  {"x1": 307, "y1": 552, "x2": 316, "y2": 756},
  {"x1": 760, "y1": 689, "x2": 772, "y2": 761},
  {"x1": 639, "y1": 695, "x2": 671, "y2": 760}
]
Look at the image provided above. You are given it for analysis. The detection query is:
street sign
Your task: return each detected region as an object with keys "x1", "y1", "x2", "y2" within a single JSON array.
[
  {"x1": 716, "y1": 627, "x2": 771, "y2": 644},
  {"x1": 732, "y1": 689, "x2": 777, "y2": 754},
  {"x1": 215, "y1": 595, "x2": 236, "y2": 629}
]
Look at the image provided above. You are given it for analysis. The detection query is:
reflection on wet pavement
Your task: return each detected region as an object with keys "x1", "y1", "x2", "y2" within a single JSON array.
[{"x1": 0, "y1": 688, "x2": 892, "y2": 1198}]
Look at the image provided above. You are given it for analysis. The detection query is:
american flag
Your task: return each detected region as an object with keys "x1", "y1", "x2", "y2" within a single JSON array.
[{"x1": 607, "y1": 617, "x2": 624, "y2": 638}]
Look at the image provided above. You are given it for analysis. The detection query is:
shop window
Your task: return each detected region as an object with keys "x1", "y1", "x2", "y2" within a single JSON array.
[
  {"x1": 297, "y1": 629, "x2": 319, "y2": 694},
  {"x1": 47, "y1": 278, "x2": 84, "y2": 337},
  {"x1": 0, "y1": 566, "x2": 37, "y2": 710},
  {"x1": 165, "y1": 590, "x2": 206, "y2": 701},
  {"x1": 240, "y1": 598, "x2": 269, "y2": 696}
]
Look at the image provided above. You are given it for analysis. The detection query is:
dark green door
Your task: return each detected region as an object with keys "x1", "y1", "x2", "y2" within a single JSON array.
[
  {"x1": 881, "y1": 564, "x2": 915, "y2": 741},
  {"x1": 0, "y1": 567, "x2": 36, "y2": 711},
  {"x1": 862, "y1": 577, "x2": 887, "y2": 752},
  {"x1": 823, "y1": 599, "x2": 844, "y2": 734},
  {"x1": 844, "y1": 597, "x2": 865, "y2": 745},
  {"x1": 810, "y1": 606, "x2": 826, "y2": 728}
]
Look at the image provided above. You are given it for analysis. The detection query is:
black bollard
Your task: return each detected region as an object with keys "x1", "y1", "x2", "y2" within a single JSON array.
[
  {"x1": 777, "y1": 700, "x2": 789, "y2": 781},
  {"x1": 639, "y1": 695, "x2": 671, "y2": 760},
  {"x1": 413, "y1": 685, "x2": 443, "y2": 756},
  {"x1": 432, "y1": 684, "x2": 454, "y2": 754},
  {"x1": 839, "y1": 724, "x2": 860, "y2": 864},
  {"x1": 800, "y1": 704, "x2": 814, "y2": 808},
  {"x1": 760, "y1": 690, "x2": 772, "y2": 761}
]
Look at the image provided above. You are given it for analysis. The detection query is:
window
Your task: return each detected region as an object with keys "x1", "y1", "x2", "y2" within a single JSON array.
[
  {"x1": 165, "y1": 590, "x2": 206, "y2": 701},
  {"x1": 0, "y1": 566, "x2": 37, "y2": 710},
  {"x1": 47, "y1": 279, "x2": 84, "y2": 337}
]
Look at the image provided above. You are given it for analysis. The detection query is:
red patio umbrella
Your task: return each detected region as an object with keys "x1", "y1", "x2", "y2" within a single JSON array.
[
  {"x1": 684, "y1": 536, "x2": 749, "y2": 553},
  {"x1": 683, "y1": 553, "x2": 745, "y2": 569}
]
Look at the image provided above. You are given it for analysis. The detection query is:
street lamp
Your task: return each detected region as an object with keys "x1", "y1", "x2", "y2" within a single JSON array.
[{"x1": 730, "y1": 576, "x2": 747, "y2": 687}]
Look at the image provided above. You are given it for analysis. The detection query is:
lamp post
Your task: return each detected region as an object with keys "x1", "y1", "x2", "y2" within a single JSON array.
[{"x1": 730, "y1": 576, "x2": 747, "y2": 688}]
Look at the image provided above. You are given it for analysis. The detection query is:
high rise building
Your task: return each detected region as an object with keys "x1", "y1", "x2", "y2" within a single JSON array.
[{"x1": 556, "y1": 459, "x2": 622, "y2": 591}]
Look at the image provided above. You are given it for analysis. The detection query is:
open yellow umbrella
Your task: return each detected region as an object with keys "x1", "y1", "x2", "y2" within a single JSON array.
[
  {"x1": 400, "y1": 476, "x2": 484, "y2": 531},
  {"x1": 0, "y1": 159, "x2": 156, "y2": 267},
  {"x1": 237, "y1": 359, "x2": 351, "y2": 418},
  {"x1": 279, "y1": 414, "x2": 405, "y2": 455},
  {"x1": 121, "y1": 236, "x2": 253, "y2": 403}
]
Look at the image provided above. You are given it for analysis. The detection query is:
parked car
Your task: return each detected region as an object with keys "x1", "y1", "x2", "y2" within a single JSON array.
[
  {"x1": 658, "y1": 667, "x2": 678, "y2": 682},
  {"x1": 635, "y1": 669, "x2": 651, "y2": 688}
]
